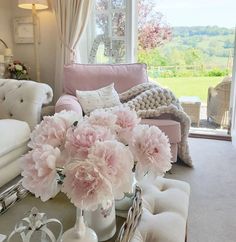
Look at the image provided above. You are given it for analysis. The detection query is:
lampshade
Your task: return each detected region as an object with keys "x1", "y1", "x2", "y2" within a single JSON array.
[
  {"x1": 4, "y1": 48, "x2": 13, "y2": 57},
  {"x1": 18, "y1": 0, "x2": 48, "y2": 10}
]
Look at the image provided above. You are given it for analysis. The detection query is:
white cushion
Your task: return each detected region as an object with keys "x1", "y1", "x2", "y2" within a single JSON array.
[
  {"x1": 76, "y1": 83, "x2": 121, "y2": 114},
  {"x1": 131, "y1": 177, "x2": 190, "y2": 242},
  {"x1": 0, "y1": 143, "x2": 29, "y2": 169},
  {"x1": 0, "y1": 119, "x2": 30, "y2": 158},
  {"x1": 0, "y1": 158, "x2": 23, "y2": 187}
]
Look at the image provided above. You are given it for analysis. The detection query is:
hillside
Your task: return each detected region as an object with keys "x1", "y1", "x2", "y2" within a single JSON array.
[
  {"x1": 173, "y1": 26, "x2": 234, "y2": 37},
  {"x1": 159, "y1": 26, "x2": 235, "y2": 69}
]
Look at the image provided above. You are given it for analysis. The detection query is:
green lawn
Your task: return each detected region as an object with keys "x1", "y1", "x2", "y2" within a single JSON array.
[{"x1": 154, "y1": 76, "x2": 223, "y2": 103}]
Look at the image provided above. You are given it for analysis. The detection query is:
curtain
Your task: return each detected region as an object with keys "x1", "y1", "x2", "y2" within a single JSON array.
[{"x1": 52, "y1": 0, "x2": 93, "y2": 100}]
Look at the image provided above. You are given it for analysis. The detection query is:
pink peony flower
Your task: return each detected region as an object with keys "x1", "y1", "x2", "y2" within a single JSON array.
[
  {"x1": 62, "y1": 161, "x2": 113, "y2": 210},
  {"x1": 129, "y1": 125, "x2": 172, "y2": 180},
  {"x1": 88, "y1": 140, "x2": 134, "y2": 198},
  {"x1": 28, "y1": 116, "x2": 67, "y2": 149},
  {"x1": 87, "y1": 109, "x2": 117, "y2": 132},
  {"x1": 65, "y1": 122, "x2": 115, "y2": 160},
  {"x1": 21, "y1": 145, "x2": 61, "y2": 202},
  {"x1": 29, "y1": 110, "x2": 81, "y2": 149},
  {"x1": 112, "y1": 106, "x2": 140, "y2": 144}
]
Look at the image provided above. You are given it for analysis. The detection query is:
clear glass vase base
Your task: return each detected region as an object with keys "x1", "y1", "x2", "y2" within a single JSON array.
[{"x1": 61, "y1": 227, "x2": 98, "y2": 242}]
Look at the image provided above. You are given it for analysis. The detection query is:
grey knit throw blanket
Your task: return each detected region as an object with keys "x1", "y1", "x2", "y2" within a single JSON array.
[{"x1": 119, "y1": 83, "x2": 193, "y2": 167}]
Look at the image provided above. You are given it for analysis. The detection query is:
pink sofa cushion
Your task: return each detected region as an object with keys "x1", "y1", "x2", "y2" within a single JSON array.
[
  {"x1": 64, "y1": 63, "x2": 148, "y2": 95},
  {"x1": 141, "y1": 119, "x2": 181, "y2": 144}
]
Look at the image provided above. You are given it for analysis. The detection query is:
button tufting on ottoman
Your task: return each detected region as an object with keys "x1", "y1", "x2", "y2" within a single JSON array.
[{"x1": 131, "y1": 177, "x2": 190, "y2": 242}]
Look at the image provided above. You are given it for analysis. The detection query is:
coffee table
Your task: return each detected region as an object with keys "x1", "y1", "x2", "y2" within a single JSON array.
[{"x1": 0, "y1": 181, "x2": 142, "y2": 242}]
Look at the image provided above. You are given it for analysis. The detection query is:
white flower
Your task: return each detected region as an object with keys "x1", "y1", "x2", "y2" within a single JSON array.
[{"x1": 15, "y1": 64, "x2": 23, "y2": 71}]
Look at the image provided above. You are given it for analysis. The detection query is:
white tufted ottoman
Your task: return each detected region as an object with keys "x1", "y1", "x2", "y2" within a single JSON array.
[{"x1": 131, "y1": 177, "x2": 190, "y2": 242}]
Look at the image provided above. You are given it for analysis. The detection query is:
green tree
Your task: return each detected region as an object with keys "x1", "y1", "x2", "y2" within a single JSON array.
[
  {"x1": 138, "y1": 48, "x2": 167, "y2": 68},
  {"x1": 184, "y1": 48, "x2": 203, "y2": 65}
]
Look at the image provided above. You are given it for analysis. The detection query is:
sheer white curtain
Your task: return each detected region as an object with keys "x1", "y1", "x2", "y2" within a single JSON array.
[{"x1": 52, "y1": 0, "x2": 93, "y2": 100}]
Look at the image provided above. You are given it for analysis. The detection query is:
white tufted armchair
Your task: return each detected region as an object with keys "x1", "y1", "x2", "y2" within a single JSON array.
[{"x1": 0, "y1": 79, "x2": 53, "y2": 187}]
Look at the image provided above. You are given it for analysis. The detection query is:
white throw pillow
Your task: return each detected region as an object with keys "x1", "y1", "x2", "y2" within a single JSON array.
[{"x1": 76, "y1": 83, "x2": 121, "y2": 114}]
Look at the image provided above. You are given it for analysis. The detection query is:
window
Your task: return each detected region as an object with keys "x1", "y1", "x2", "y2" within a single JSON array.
[{"x1": 82, "y1": 0, "x2": 137, "y2": 64}]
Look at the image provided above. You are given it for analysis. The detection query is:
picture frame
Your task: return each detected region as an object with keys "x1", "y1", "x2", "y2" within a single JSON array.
[{"x1": 13, "y1": 17, "x2": 40, "y2": 44}]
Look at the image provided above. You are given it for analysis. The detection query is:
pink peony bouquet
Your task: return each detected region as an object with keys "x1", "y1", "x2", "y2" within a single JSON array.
[{"x1": 21, "y1": 107, "x2": 172, "y2": 210}]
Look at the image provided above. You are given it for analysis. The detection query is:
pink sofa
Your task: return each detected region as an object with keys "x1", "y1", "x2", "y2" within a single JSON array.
[{"x1": 55, "y1": 63, "x2": 181, "y2": 162}]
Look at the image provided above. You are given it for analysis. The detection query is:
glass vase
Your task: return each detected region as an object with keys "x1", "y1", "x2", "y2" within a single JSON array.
[
  {"x1": 84, "y1": 199, "x2": 116, "y2": 241},
  {"x1": 61, "y1": 208, "x2": 98, "y2": 242}
]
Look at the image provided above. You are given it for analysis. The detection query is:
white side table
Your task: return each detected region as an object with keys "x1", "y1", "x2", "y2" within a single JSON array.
[{"x1": 179, "y1": 96, "x2": 201, "y2": 127}]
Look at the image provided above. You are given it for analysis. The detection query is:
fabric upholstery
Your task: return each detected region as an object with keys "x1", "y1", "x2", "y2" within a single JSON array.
[
  {"x1": 0, "y1": 79, "x2": 53, "y2": 187},
  {"x1": 0, "y1": 144, "x2": 29, "y2": 170},
  {"x1": 0, "y1": 79, "x2": 53, "y2": 130},
  {"x1": 0, "y1": 119, "x2": 30, "y2": 187},
  {"x1": 76, "y1": 83, "x2": 121, "y2": 114},
  {"x1": 0, "y1": 119, "x2": 30, "y2": 159},
  {"x1": 131, "y1": 177, "x2": 190, "y2": 242},
  {"x1": 63, "y1": 63, "x2": 148, "y2": 95},
  {"x1": 55, "y1": 94, "x2": 83, "y2": 117},
  {"x1": 0, "y1": 159, "x2": 24, "y2": 188},
  {"x1": 141, "y1": 119, "x2": 181, "y2": 143}
]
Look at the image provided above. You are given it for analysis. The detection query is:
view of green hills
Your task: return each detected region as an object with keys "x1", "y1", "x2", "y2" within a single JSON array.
[
  {"x1": 137, "y1": 26, "x2": 235, "y2": 102},
  {"x1": 138, "y1": 26, "x2": 235, "y2": 78},
  {"x1": 167, "y1": 26, "x2": 234, "y2": 67}
]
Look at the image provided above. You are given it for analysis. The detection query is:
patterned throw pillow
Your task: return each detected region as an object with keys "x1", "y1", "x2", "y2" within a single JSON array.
[{"x1": 76, "y1": 83, "x2": 121, "y2": 114}]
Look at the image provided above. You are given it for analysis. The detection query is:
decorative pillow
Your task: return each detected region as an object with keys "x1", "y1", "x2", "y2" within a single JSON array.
[{"x1": 76, "y1": 83, "x2": 121, "y2": 114}]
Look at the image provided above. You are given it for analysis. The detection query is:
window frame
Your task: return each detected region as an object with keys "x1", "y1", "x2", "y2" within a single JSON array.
[{"x1": 78, "y1": 0, "x2": 137, "y2": 64}]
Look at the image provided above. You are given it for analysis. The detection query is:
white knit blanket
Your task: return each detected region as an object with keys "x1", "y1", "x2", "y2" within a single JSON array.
[{"x1": 119, "y1": 83, "x2": 193, "y2": 167}]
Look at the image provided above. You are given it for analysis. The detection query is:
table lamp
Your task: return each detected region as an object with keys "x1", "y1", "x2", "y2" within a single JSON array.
[{"x1": 18, "y1": 0, "x2": 48, "y2": 82}]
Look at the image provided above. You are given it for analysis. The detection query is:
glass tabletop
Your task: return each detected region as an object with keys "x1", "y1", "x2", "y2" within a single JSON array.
[{"x1": 0, "y1": 181, "x2": 126, "y2": 242}]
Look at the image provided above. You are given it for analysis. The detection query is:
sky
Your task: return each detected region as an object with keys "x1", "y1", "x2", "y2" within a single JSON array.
[{"x1": 155, "y1": 0, "x2": 236, "y2": 28}]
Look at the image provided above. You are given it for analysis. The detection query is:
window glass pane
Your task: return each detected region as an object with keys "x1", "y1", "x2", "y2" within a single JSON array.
[
  {"x1": 96, "y1": 14, "x2": 109, "y2": 35},
  {"x1": 111, "y1": 40, "x2": 125, "y2": 63},
  {"x1": 96, "y1": 0, "x2": 108, "y2": 11},
  {"x1": 112, "y1": 12, "x2": 125, "y2": 37},
  {"x1": 112, "y1": 0, "x2": 126, "y2": 9},
  {"x1": 89, "y1": 0, "x2": 128, "y2": 64},
  {"x1": 96, "y1": 44, "x2": 110, "y2": 63}
]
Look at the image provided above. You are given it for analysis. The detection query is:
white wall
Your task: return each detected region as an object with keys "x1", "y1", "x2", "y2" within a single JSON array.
[
  {"x1": 0, "y1": 0, "x2": 14, "y2": 54},
  {"x1": 11, "y1": 0, "x2": 57, "y2": 92}
]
